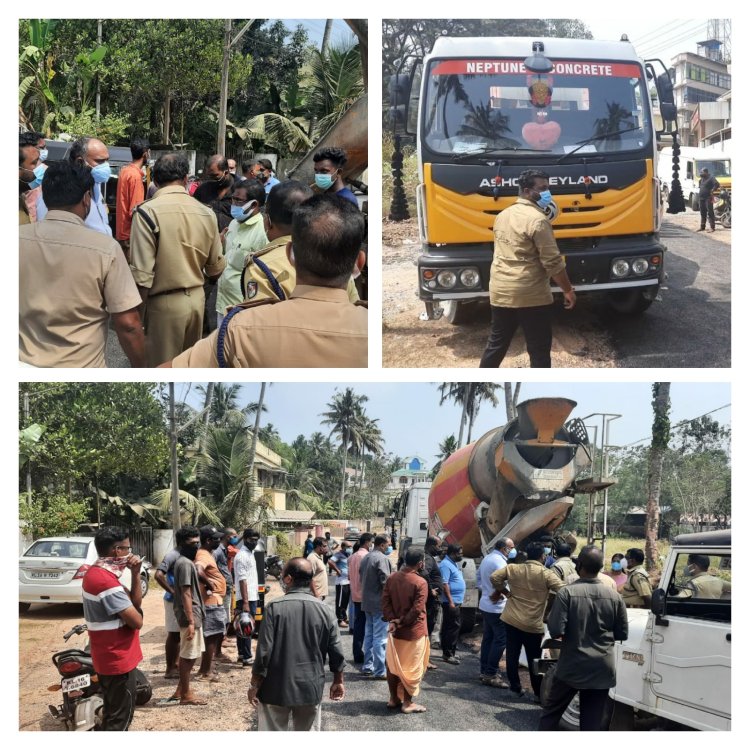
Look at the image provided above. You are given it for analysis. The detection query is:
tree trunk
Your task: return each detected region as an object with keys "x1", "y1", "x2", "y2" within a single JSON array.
[
  {"x1": 645, "y1": 382, "x2": 671, "y2": 570},
  {"x1": 248, "y1": 383, "x2": 267, "y2": 510},
  {"x1": 457, "y1": 387, "x2": 470, "y2": 447},
  {"x1": 169, "y1": 383, "x2": 181, "y2": 536},
  {"x1": 217, "y1": 18, "x2": 232, "y2": 154},
  {"x1": 198, "y1": 382, "x2": 215, "y2": 452},
  {"x1": 163, "y1": 92, "x2": 172, "y2": 145},
  {"x1": 339, "y1": 425, "x2": 349, "y2": 517},
  {"x1": 504, "y1": 382, "x2": 520, "y2": 421}
]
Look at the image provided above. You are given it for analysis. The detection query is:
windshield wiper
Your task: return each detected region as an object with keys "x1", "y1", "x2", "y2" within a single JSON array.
[
  {"x1": 556, "y1": 126, "x2": 642, "y2": 164},
  {"x1": 451, "y1": 146, "x2": 550, "y2": 163}
]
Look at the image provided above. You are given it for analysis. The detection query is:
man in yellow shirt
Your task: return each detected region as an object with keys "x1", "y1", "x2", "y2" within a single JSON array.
[{"x1": 480, "y1": 169, "x2": 576, "y2": 368}]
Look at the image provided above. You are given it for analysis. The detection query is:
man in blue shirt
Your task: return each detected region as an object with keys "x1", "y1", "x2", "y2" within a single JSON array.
[
  {"x1": 438, "y1": 544, "x2": 466, "y2": 664},
  {"x1": 477, "y1": 537, "x2": 515, "y2": 687}
]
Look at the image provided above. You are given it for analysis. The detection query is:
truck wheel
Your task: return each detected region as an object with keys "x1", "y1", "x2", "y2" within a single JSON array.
[
  {"x1": 690, "y1": 194, "x2": 699, "y2": 211},
  {"x1": 607, "y1": 288, "x2": 654, "y2": 315},
  {"x1": 443, "y1": 300, "x2": 479, "y2": 325},
  {"x1": 459, "y1": 607, "x2": 477, "y2": 634}
]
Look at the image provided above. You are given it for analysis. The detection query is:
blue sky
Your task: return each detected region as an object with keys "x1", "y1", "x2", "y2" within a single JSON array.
[{"x1": 179, "y1": 382, "x2": 731, "y2": 461}]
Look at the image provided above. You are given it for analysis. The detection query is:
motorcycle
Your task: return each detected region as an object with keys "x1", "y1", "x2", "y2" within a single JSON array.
[
  {"x1": 47, "y1": 623, "x2": 152, "y2": 731},
  {"x1": 714, "y1": 189, "x2": 731, "y2": 229},
  {"x1": 264, "y1": 554, "x2": 284, "y2": 579}
]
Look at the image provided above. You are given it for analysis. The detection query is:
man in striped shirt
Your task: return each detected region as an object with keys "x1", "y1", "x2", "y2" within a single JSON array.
[{"x1": 82, "y1": 526, "x2": 144, "y2": 730}]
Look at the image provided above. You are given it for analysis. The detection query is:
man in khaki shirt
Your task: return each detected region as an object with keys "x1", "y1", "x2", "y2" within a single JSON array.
[
  {"x1": 240, "y1": 181, "x2": 360, "y2": 306},
  {"x1": 676, "y1": 554, "x2": 731, "y2": 599},
  {"x1": 480, "y1": 169, "x2": 576, "y2": 369},
  {"x1": 130, "y1": 152, "x2": 225, "y2": 366},
  {"x1": 490, "y1": 541, "x2": 564, "y2": 699},
  {"x1": 618, "y1": 548, "x2": 653, "y2": 608},
  {"x1": 163, "y1": 193, "x2": 367, "y2": 368},
  {"x1": 19, "y1": 161, "x2": 144, "y2": 368},
  {"x1": 308, "y1": 537, "x2": 330, "y2": 599}
]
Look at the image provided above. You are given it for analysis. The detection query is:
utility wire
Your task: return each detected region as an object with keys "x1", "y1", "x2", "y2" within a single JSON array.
[{"x1": 620, "y1": 404, "x2": 731, "y2": 448}]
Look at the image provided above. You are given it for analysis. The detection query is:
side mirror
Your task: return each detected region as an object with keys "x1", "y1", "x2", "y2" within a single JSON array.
[{"x1": 651, "y1": 588, "x2": 669, "y2": 626}]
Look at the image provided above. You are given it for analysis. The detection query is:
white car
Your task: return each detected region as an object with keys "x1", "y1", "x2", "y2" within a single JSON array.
[{"x1": 19, "y1": 536, "x2": 150, "y2": 612}]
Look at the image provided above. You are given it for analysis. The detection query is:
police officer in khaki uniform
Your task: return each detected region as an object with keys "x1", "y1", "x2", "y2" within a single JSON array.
[
  {"x1": 676, "y1": 554, "x2": 731, "y2": 599},
  {"x1": 129, "y1": 152, "x2": 225, "y2": 367},
  {"x1": 239, "y1": 181, "x2": 360, "y2": 306},
  {"x1": 161, "y1": 193, "x2": 367, "y2": 368},
  {"x1": 618, "y1": 548, "x2": 652, "y2": 608},
  {"x1": 20, "y1": 161, "x2": 145, "y2": 368}
]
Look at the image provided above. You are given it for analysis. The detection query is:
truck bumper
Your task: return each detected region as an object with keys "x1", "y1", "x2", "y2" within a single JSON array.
[{"x1": 417, "y1": 235, "x2": 666, "y2": 302}]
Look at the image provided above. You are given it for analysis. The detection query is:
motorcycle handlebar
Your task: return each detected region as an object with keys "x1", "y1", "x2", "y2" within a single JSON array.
[{"x1": 63, "y1": 623, "x2": 88, "y2": 641}]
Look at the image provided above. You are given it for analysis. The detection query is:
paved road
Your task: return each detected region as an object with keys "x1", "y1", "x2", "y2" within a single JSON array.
[{"x1": 309, "y1": 583, "x2": 541, "y2": 732}]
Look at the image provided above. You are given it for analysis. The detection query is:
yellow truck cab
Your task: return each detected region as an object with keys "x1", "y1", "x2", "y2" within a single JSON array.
[{"x1": 390, "y1": 36, "x2": 678, "y2": 321}]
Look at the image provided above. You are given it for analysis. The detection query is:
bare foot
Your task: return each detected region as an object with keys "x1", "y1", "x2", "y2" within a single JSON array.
[
  {"x1": 426, "y1": 662, "x2": 438, "y2": 670},
  {"x1": 401, "y1": 703, "x2": 427, "y2": 714},
  {"x1": 386, "y1": 699, "x2": 403, "y2": 709},
  {"x1": 179, "y1": 694, "x2": 208, "y2": 706}
]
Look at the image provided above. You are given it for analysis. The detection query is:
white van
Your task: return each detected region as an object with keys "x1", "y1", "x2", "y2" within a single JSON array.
[{"x1": 658, "y1": 147, "x2": 731, "y2": 211}]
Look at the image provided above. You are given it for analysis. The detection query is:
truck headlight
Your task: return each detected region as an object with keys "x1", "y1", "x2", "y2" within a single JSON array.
[
  {"x1": 631, "y1": 258, "x2": 649, "y2": 275},
  {"x1": 459, "y1": 268, "x2": 480, "y2": 288},
  {"x1": 437, "y1": 270, "x2": 457, "y2": 288},
  {"x1": 611, "y1": 259, "x2": 630, "y2": 278}
]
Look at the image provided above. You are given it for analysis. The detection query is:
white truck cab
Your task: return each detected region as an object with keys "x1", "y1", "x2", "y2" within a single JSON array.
[{"x1": 609, "y1": 529, "x2": 731, "y2": 730}]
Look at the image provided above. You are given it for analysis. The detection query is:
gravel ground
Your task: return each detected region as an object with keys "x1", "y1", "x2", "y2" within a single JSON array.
[{"x1": 382, "y1": 211, "x2": 730, "y2": 368}]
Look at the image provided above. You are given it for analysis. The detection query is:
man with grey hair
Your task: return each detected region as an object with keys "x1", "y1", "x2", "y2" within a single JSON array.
[
  {"x1": 539, "y1": 545, "x2": 628, "y2": 730},
  {"x1": 129, "y1": 152, "x2": 225, "y2": 366},
  {"x1": 477, "y1": 537, "x2": 515, "y2": 687},
  {"x1": 247, "y1": 557, "x2": 345, "y2": 730}
]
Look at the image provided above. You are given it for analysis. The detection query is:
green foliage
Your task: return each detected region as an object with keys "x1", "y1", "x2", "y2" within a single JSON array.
[
  {"x1": 269, "y1": 529, "x2": 297, "y2": 559},
  {"x1": 19, "y1": 490, "x2": 88, "y2": 539},
  {"x1": 57, "y1": 107, "x2": 132, "y2": 142}
]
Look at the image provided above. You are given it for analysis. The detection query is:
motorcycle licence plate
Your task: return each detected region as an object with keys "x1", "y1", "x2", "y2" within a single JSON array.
[{"x1": 62, "y1": 673, "x2": 91, "y2": 692}]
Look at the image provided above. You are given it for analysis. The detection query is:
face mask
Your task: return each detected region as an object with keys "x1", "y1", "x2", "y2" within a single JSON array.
[
  {"x1": 385, "y1": 545, "x2": 394, "y2": 555},
  {"x1": 180, "y1": 544, "x2": 199, "y2": 561},
  {"x1": 229, "y1": 536, "x2": 240, "y2": 546},
  {"x1": 506, "y1": 548, "x2": 517, "y2": 559},
  {"x1": 682, "y1": 565, "x2": 694, "y2": 576},
  {"x1": 96, "y1": 555, "x2": 131, "y2": 578},
  {"x1": 245, "y1": 540, "x2": 258, "y2": 551},
  {"x1": 345, "y1": 549, "x2": 352, "y2": 557},
  {"x1": 230, "y1": 203, "x2": 256, "y2": 222},
  {"x1": 543, "y1": 547, "x2": 552, "y2": 555},
  {"x1": 315, "y1": 173, "x2": 335, "y2": 190},
  {"x1": 90, "y1": 162, "x2": 111, "y2": 183},
  {"x1": 535, "y1": 190, "x2": 553, "y2": 209},
  {"x1": 26, "y1": 164, "x2": 46, "y2": 189},
  {"x1": 611, "y1": 561, "x2": 622, "y2": 572},
  {"x1": 38, "y1": 148, "x2": 48, "y2": 162}
]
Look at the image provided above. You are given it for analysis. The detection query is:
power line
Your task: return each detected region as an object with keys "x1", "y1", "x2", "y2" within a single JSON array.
[
  {"x1": 629, "y1": 19, "x2": 696, "y2": 47},
  {"x1": 637, "y1": 22, "x2": 708, "y2": 57},
  {"x1": 620, "y1": 404, "x2": 731, "y2": 448}
]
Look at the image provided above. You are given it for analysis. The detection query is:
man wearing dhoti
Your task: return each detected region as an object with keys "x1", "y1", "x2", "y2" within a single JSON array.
[{"x1": 382, "y1": 546, "x2": 430, "y2": 714}]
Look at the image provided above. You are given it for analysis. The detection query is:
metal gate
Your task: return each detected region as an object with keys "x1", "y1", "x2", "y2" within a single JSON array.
[{"x1": 128, "y1": 527, "x2": 154, "y2": 564}]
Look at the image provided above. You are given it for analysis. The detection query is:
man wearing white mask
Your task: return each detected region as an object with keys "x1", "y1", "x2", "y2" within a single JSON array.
[
  {"x1": 37, "y1": 136, "x2": 113, "y2": 235},
  {"x1": 215, "y1": 180, "x2": 268, "y2": 327},
  {"x1": 479, "y1": 168, "x2": 576, "y2": 369}
]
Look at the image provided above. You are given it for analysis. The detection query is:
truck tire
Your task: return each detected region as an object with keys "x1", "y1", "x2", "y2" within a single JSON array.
[
  {"x1": 690, "y1": 193, "x2": 699, "y2": 211},
  {"x1": 459, "y1": 606, "x2": 477, "y2": 634},
  {"x1": 607, "y1": 288, "x2": 654, "y2": 315},
  {"x1": 443, "y1": 300, "x2": 480, "y2": 325}
]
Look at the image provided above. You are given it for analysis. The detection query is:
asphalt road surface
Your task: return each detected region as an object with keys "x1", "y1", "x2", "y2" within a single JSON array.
[{"x1": 313, "y1": 587, "x2": 541, "y2": 732}]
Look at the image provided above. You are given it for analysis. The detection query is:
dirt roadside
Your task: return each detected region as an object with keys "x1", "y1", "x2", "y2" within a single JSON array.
[{"x1": 19, "y1": 580, "x2": 283, "y2": 732}]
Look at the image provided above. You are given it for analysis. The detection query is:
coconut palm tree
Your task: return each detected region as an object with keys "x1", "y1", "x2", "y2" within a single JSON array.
[
  {"x1": 646, "y1": 382, "x2": 671, "y2": 570},
  {"x1": 351, "y1": 413, "x2": 384, "y2": 490},
  {"x1": 432, "y1": 434, "x2": 458, "y2": 478},
  {"x1": 320, "y1": 388, "x2": 369, "y2": 516},
  {"x1": 438, "y1": 383, "x2": 503, "y2": 446}
]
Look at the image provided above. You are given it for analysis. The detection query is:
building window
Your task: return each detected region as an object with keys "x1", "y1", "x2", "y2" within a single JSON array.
[
  {"x1": 400, "y1": 476, "x2": 408, "y2": 485},
  {"x1": 684, "y1": 86, "x2": 720, "y2": 105}
]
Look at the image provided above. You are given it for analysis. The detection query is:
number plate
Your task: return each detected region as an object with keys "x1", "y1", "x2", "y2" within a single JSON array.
[
  {"x1": 30, "y1": 571, "x2": 61, "y2": 579},
  {"x1": 62, "y1": 673, "x2": 91, "y2": 692}
]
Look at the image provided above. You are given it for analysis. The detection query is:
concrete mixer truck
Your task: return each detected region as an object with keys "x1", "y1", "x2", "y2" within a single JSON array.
[{"x1": 415, "y1": 396, "x2": 596, "y2": 628}]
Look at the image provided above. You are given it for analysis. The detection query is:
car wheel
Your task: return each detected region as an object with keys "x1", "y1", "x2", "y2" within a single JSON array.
[{"x1": 19, "y1": 602, "x2": 31, "y2": 613}]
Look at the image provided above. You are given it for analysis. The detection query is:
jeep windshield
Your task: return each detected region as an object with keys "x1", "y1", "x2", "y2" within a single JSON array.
[{"x1": 423, "y1": 58, "x2": 652, "y2": 157}]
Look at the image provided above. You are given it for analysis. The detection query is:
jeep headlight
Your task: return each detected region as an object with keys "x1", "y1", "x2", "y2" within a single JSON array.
[
  {"x1": 631, "y1": 258, "x2": 649, "y2": 275},
  {"x1": 459, "y1": 268, "x2": 480, "y2": 288},
  {"x1": 611, "y1": 259, "x2": 630, "y2": 278},
  {"x1": 437, "y1": 270, "x2": 457, "y2": 288}
]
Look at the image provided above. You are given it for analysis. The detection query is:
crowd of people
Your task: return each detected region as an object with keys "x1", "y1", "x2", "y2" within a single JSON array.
[
  {"x1": 80, "y1": 523, "x2": 729, "y2": 732},
  {"x1": 19, "y1": 133, "x2": 367, "y2": 368}
]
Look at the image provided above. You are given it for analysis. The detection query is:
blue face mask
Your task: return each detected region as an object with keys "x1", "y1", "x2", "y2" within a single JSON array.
[
  {"x1": 345, "y1": 549, "x2": 352, "y2": 557},
  {"x1": 27, "y1": 164, "x2": 46, "y2": 189},
  {"x1": 385, "y1": 545, "x2": 393, "y2": 555},
  {"x1": 229, "y1": 536, "x2": 240, "y2": 546},
  {"x1": 90, "y1": 162, "x2": 111, "y2": 184},
  {"x1": 611, "y1": 561, "x2": 622, "y2": 572},
  {"x1": 315, "y1": 173, "x2": 335, "y2": 190},
  {"x1": 38, "y1": 149, "x2": 49, "y2": 162},
  {"x1": 543, "y1": 547, "x2": 552, "y2": 556},
  {"x1": 535, "y1": 190, "x2": 553, "y2": 209},
  {"x1": 506, "y1": 548, "x2": 517, "y2": 559},
  {"x1": 230, "y1": 200, "x2": 257, "y2": 223}
]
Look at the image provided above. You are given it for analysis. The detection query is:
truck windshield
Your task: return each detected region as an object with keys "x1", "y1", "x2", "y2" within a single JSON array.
[
  {"x1": 423, "y1": 58, "x2": 652, "y2": 157},
  {"x1": 697, "y1": 159, "x2": 730, "y2": 177}
]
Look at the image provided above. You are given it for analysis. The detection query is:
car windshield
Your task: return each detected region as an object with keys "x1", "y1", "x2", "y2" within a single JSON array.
[
  {"x1": 423, "y1": 57, "x2": 652, "y2": 156},
  {"x1": 24, "y1": 540, "x2": 90, "y2": 558},
  {"x1": 697, "y1": 159, "x2": 730, "y2": 177}
]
